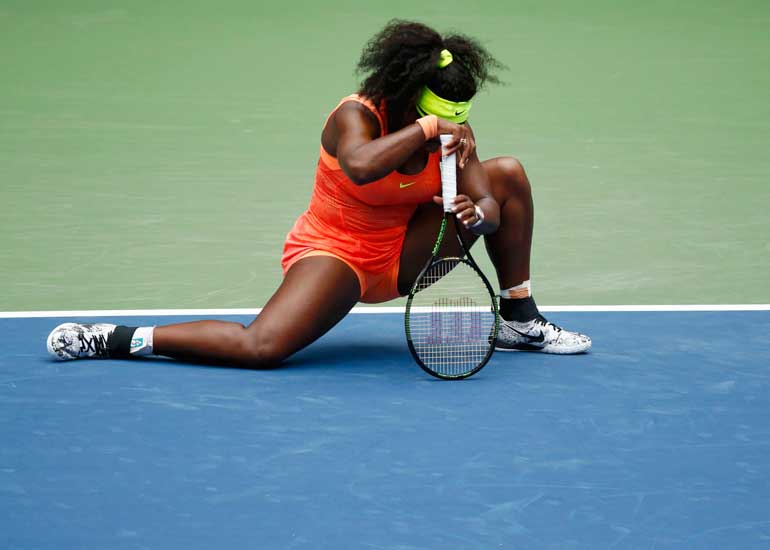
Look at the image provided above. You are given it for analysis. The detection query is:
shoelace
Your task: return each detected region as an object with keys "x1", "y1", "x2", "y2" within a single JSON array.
[
  {"x1": 534, "y1": 315, "x2": 562, "y2": 333},
  {"x1": 78, "y1": 331, "x2": 108, "y2": 357}
]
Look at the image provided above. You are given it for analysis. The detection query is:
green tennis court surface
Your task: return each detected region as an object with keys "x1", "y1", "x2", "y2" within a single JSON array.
[{"x1": 2, "y1": 0, "x2": 769, "y2": 310}]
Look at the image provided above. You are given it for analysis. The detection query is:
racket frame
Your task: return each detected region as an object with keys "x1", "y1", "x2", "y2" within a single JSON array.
[{"x1": 404, "y1": 212, "x2": 500, "y2": 380}]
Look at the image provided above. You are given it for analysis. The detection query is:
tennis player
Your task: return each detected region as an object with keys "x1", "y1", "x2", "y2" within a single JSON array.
[{"x1": 47, "y1": 20, "x2": 591, "y2": 365}]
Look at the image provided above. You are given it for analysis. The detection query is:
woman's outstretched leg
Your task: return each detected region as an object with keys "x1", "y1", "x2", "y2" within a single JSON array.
[{"x1": 47, "y1": 255, "x2": 361, "y2": 367}]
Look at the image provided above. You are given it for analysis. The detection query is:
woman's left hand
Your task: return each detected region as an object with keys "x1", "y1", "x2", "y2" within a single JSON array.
[{"x1": 432, "y1": 194, "x2": 480, "y2": 228}]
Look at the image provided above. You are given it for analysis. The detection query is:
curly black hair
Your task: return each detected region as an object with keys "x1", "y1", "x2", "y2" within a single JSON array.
[{"x1": 356, "y1": 20, "x2": 503, "y2": 129}]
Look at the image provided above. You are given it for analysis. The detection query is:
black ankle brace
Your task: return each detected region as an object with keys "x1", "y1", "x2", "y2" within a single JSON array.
[
  {"x1": 107, "y1": 326, "x2": 138, "y2": 358},
  {"x1": 499, "y1": 296, "x2": 540, "y2": 322}
]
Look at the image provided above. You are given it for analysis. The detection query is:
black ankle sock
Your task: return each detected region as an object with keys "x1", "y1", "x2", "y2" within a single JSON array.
[
  {"x1": 107, "y1": 326, "x2": 137, "y2": 358},
  {"x1": 499, "y1": 296, "x2": 540, "y2": 322}
]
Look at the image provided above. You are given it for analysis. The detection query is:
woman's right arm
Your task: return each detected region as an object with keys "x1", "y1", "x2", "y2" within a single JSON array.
[
  {"x1": 333, "y1": 102, "x2": 427, "y2": 185},
  {"x1": 331, "y1": 102, "x2": 476, "y2": 185}
]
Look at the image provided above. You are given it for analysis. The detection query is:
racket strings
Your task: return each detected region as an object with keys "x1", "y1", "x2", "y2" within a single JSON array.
[
  {"x1": 414, "y1": 257, "x2": 459, "y2": 293},
  {"x1": 408, "y1": 259, "x2": 497, "y2": 378}
]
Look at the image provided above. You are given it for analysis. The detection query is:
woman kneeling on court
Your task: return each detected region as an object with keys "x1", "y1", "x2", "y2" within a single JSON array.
[{"x1": 47, "y1": 20, "x2": 591, "y2": 365}]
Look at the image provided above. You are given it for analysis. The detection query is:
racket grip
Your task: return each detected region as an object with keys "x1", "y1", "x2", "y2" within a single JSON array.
[{"x1": 439, "y1": 134, "x2": 457, "y2": 212}]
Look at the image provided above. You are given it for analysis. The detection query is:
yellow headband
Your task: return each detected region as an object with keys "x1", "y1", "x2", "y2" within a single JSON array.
[
  {"x1": 416, "y1": 86, "x2": 472, "y2": 124},
  {"x1": 415, "y1": 49, "x2": 472, "y2": 123}
]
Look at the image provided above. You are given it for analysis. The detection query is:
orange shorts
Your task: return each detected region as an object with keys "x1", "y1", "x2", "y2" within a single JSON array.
[{"x1": 281, "y1": 248, "x2": 402, "y2": 304}]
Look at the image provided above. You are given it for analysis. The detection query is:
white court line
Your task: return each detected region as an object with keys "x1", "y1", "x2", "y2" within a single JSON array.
[{"x1": 1, "y1": 304, "x2": 769, "y2": 318}]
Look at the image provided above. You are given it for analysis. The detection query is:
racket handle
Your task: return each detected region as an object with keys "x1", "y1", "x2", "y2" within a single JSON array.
[{"x1": 439, "y1": 134, "x2": 457, "y2": 212}]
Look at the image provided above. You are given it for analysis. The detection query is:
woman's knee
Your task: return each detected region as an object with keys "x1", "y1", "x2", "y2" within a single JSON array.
[
  {"x1": 492, "y1": 156, "x2": 531, "y2": 195},
  {"x1": 233, "y1": 330, "x2": 290, "y2": 369}
]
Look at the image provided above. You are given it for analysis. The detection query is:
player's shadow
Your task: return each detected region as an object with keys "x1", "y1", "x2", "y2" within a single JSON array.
[
  {"x1": 284, "y1": 341, "x2": 414, "y2": 374},
  {"x1": 128, "y1": 341, "x2": 414, "y2": 374}
]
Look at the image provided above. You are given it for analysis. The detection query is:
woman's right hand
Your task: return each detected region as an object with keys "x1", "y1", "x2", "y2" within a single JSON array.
[{"x1": 436, "y1": 119, "x2": 476, "y2": 169}]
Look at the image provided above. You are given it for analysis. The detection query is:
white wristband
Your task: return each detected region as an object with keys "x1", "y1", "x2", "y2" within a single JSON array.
[{"x1": 469, "y1": 204, "x2": 485, "y2": 230}]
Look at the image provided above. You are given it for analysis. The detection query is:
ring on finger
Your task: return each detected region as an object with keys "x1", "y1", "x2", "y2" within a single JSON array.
[{"x1": 460, "y1": 138, "x2": 468, "y2": 144}]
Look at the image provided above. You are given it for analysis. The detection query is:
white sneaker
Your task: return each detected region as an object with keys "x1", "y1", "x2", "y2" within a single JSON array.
[
  {"x1": 495, "y1": 316, "x2": 591, "y2": 354},
  {"x1": 46, "y1": 323, "x2": 116, "y2": 360}
]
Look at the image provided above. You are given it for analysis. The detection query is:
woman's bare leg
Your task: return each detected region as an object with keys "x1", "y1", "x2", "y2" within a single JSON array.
[
  {"x1": 396, "y1": 155, "x2": 590, "y2": 353},
  {"x1": 396, "y1": 156, "x2": 532, "y2": 293},
  {"x1": 480, "y1": 157, "x2": 533, "y2": 289},
  {"x1": 152, "y1": 255, "x2": 361, "y2": 367}
]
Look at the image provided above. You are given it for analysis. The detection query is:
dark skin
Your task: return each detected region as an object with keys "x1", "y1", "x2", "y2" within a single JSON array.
[
  {"x1": 331, "y1": 102, "x2": 498, "y2": 231},
  {"x1": 152, "y1": 101, "x2": 534, "y2": 367}
]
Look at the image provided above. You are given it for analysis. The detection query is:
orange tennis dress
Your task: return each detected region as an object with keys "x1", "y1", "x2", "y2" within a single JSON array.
[{"x1": 281, "y1": 94, "x2": 441, "y2": 303}]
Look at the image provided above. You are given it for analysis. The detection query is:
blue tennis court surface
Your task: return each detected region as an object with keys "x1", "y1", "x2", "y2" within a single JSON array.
[{"x1": 2, "y1": 311, "x2": 769, "y2": 549}]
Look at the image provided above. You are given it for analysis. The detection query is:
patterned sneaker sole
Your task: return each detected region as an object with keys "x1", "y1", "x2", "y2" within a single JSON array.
[{"x1": 495, "y1": 341, "x2": 591, "y2": 354}]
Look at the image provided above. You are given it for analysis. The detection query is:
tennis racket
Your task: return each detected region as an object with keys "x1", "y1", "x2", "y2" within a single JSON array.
[{"x1": 404, "y1": 134, "x2": 499, "y2": 380}]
